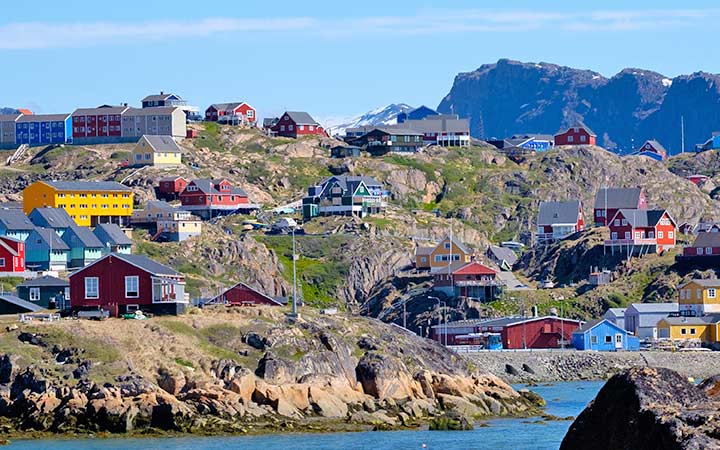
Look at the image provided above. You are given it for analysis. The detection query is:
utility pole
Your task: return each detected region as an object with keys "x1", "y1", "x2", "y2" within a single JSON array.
[
  {"x1": 291, "y1": 226, "x2": 298, "y2": 316},
  {"x1": 681, "y1": 115, "x2": 685, "y2": 154},
  {"x1": 402, "y1": 299, "x2": 407, "y2": 329}
]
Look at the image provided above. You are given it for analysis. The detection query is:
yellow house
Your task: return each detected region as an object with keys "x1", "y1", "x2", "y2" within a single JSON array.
[
  {"x1": 131, "y1": 135, "x2": 182, "y2": 167},
  {"x1": 23, "y1": 180, "x2": 134, "y2": 227},
  {"x1": 657, "y1": 315, "x2": 720, "y2": 343},
  {"x1": 414, "y1": 235, "x2": 473, "y2": 269},
  {"x1": 678, "y1": 279, "x2": 720, "y2": 316}
]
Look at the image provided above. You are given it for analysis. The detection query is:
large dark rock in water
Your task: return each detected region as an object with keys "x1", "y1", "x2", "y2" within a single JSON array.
[{"x1": 561, "y1": 367, "x2": 720, "y2": 450}]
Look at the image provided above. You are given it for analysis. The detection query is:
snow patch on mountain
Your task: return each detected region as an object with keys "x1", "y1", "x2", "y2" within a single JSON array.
[
  {"x1": 662, "y1": 78, "x2": 673, "y2": 87},
  {"x1": 325, "y1": 103, "x2": 414, "y2": 136}
]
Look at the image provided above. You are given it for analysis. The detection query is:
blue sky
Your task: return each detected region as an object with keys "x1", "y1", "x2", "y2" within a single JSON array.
[{"x1": 3, "y1": 0, "x2": 720, "y2": 123}]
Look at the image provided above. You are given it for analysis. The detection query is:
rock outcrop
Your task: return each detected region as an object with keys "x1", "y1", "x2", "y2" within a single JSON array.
[{"x1": 561, "y1": 367, "x2": 720, "y2": 450}]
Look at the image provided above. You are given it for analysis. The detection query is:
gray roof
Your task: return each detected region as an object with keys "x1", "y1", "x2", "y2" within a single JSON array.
[
  {"x1": 0, "y1": 295, "x2": 44, "y2": 312},
  {"x1": 374, "y1": 127, "x2": 423, "y2": 136},
  {"x1": 604, "y1": 308, "x2": 626, "y2": 318},
  {"x1": 679, "y1": 279, "x2": 720, "y2": 288},
  {"x1": 572, "y1": 318, "x2": 607, "y2": 334},
  {"x1": 692, "y1": 232, "x2": 720, "y2": 248},
  {"x1": 72, "y1": 105, "x2": 129, "y2": 116},
  {"x1": 394, "y1": 118, "x2": 470, "y2": 134},
  {"x1": 511, "y1": 133, "x2": 554, "y2": 141},
  {"x1": 142, "y1": 93, "x2": 180, "y2": 102},
  {"x1": 0, "y1": 114, "x2": 21, "y2": 122},
  {"x1": 429, "y1": 261, "x2": 469, "y2": 275},
  {"x1": 42, "y1": 180, "x2": 131, "y2": 192},
  {"x1": 16, "y1": 113, "x2": 70, "y2": 122},
  {"x1": 537, "y1": 200, "x2": 581, "y2": 226},
  {"x1": 93, "y1": 223, "x2": 132, "y2": 246},
  {"x1": 661, "y1": 315, "x2": 720, "y2": 326},
  {"x1": 415, "y1": 246, "x2": 434, "y2": 256},
  {"x1": 627, "y1": 302, "x2": 678, "y2": 313},
  {"x1": 32, "y1": 228, "x2": 69, "y2": 250},
  {"x1": 29, "y1": 207, "x2": 74, "y2": 229},
  {"x1": 594, "y1": 188, "x2": 643, "y2": 209},
  {"x1": 112, "y1": 253, "x2": 181, "y2": 276},
  {"x1": 283, "y1": 111, "x2": 319, "y2": 125},
  {"x1": 437, "y1": 315, "x2": 582, "y2": 330},
  {"x1": 139, "y1": 135, "x2": 182, "y2": 153},
  {"x1": 209, "y1": 102, "x2": 245, "y2": 112},
  {"x1": 0, "y1": 210, "x2": 35, "y2": 231},
  {"x1": 637, "y1": 139, "x2": 667, "y2": 154},
  {"x1": 145, "y1": 200, "x2": 176, "y2": 211},
  {"x1": 66, "y1": 225, "x2": 104, "y2": 248},
  {"x1": 19, "y1": 275, "x2": 68, "y2": 288},
  {"x1": 319, "y1": 175, "x2": 382, "y2": 194},
  {"x1": 613, "y1": 209, "x2": 670, "y2": 228},
  {"x1": 487, "y1": 245, "x2": 519, "y2": 266}
]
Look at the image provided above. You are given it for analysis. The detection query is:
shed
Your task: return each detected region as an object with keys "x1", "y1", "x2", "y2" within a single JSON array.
[
  {"x1": 572, "y1": 319, "x2": 639, "y2": 351},
  {"x1": 16, "y1": 275, "x2": 69, "y2": 309},
  {"x1": 0, "y1": 294, "x2": 44, "y2": 315}
]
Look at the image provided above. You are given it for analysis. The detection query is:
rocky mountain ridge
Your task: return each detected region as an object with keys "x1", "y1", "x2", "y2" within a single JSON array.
[{"x1": 438, "y1": 59, "x2": 720, "y2": 154}]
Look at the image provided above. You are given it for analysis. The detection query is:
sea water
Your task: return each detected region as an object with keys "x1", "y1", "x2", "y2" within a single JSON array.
[{"x1": 7, "y1": 381, "x2": 603, "y2": 450}]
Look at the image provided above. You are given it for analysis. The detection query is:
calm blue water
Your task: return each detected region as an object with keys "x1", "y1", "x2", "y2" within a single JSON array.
[{"x1": 7, "y1": 381, "x2": 603, "y2": 450}]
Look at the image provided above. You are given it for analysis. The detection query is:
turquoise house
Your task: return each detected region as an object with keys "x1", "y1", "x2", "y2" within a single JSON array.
[
  {"x1": 572, "y1": 319, "x2": 640, "y2": 351},
  {"x1": 93, "y1": 223, "x2": 132, "y2": 255},
  {"x1": 0, "y1": 209, "x2": 35, "y2": 242},
  {"x1": 62, "y1": 225, "x2": 104, "y2": 268},
  {"x1": 28, "y1": 207, "x2": 75, "y2": 237},
  {"x1": 25, "y1": 228, "x2": 69, "y2": 271}
]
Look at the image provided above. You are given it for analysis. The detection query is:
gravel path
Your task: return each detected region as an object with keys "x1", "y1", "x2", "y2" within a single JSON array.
[{"x1": 466, "y1": 350, "x2": 720, "y2": 383}]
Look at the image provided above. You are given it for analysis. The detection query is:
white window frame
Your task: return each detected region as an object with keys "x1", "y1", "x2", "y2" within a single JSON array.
[
  {"x1": 125, "y1": 275, "x2": 139, "y2": 298},
  {"x1": 29, "y1": 287, "x2": 40, "y2": 302},
  {"x1": 709, "y1": 288, "x2": 717, "y2": 299},
  {"x1": 658, "y1": 231, "x2": 664, "y2": 239},
  {"x1": 85, "y1": 277, "x2": 99, "y2": 299}
]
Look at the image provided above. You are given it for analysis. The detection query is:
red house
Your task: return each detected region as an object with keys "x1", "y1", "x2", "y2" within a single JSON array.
[
  {"x1": 678, "y1": 231, "x2": 720, "y2": 262},
  {"x1": 69, "y1": 253, "x2": 187, "y2": 317},
  {"x1": 0, "y1": 236, "x2": 25, "y2": 273},
  {"x1": 432, "y1": 316, "x2": 583, "y2": 349},
  {"x1": 269, "y1": 111, "x2": 327, "y2": 139},
  {"x1": 605, "y1": 209, "x2": 676, "y2": 254},
  {"x1": 686, "y1": 174, "x2": 709, "y2": 186},
  {"x1": 205, "y1": 102, "x2": 256, "y2": 125},
  {"x1": 179, "y1": 179, "x2": 257, "y2": 219},
  {"x1": 593, "y1": 187, "x2": 647, "y2": 226},
  {"x1": 432, "y1": 261, "x2": 500, "y2": 301},
  {"x1": 209, "y1": 282, "x2": 285, "y2": 307},
  {"x1": 157, "y1": 176, "x2": 188, "y2": 201},
  {"x1": 631, "y1": 139, "x2": 667, "y2": 161},
  {"x1": 71, "y1": 105, "x2": 129, "y2": 143},
  {"x1": 554, "y1": 122, "x2": 596, "y2": 146}
]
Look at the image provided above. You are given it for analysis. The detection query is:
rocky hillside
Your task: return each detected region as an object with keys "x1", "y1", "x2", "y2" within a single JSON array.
[
  {"x1": 438, "y1": 59, "x2": 720, "y2": 154},
  {"x1": 0, "y1": 307, "x2": 542, "y2": 437},
  {"x1": 561, "y1": 367, "x2": 720, "y2": 449}
]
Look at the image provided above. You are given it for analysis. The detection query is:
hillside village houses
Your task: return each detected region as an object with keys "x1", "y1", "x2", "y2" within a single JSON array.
[
  {"x1": 630, "y1": 139, "x2": 667, "y2": 161},
  {"x1": 536, "y1": 200, "x2": 584, "y2": 243},
  {"x1": 157, "y1": 176, "x2": 189, "y2": 201},
  {"x1": 593, "y1": 187, "x2": 647, "y2": 226},
  {"x1": 344, "y1": 114, "x2": 471, "y2": 151},
  {"x1": 205, "y1": 102, "x2": 256, "y2": 125},
  {"x1": 487, "y1": 133, "x2": 555, "y2": 157},
  {"x1": 695, "y1": 132, "x2": 720, "y2": 152},
  {"x1": 624, "y1": 302, "x2": 678, "y2": 340},
  {"x1": 431, "y1": 261, "x2": 501, "y2": 301},
  {"x1": 604, "y1": 209, "x2": 677, "y2": 255},
  {"x1": 677, "y1": 231, "x2": 720, "y2": 263},
  {"x1": 132, "y1": 200, "x2": 202, "y2": 242},
  {"x1": 131, "y1": 135, "x2": 182, "y2": 167},
  {"x1": 93, "y1": 223, "x2": 133, "y2": 255},
  {"x1": 302, "y1": 175, "x2": 387, "y2": 220},
  {"x1": 267, "y1": 111, "x2": 327, "y2": 138},
  {"x1": 179, "y1": 179, "x2": 258, "y2": 219}
]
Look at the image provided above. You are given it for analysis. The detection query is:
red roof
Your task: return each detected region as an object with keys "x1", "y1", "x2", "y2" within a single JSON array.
[
  {"x1": 17, "y1": 109, "x2": 33, "y2": 115},
  {"x1": 453, "y1": 261, "x2": 496, "y2": 276}
]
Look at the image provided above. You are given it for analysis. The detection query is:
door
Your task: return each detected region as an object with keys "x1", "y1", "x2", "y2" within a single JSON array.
[
  {"x1": 615, "y1": 333, "x2": 623, "y2": 349},
  {"x1": 652, "y1": 327, "x2": 658, "y2": 340}
]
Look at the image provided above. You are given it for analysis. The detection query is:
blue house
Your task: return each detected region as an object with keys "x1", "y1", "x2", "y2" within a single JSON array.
[
  {"x1": 397, "y1": 105, "x2": 438, "y2": 123},
  {"x1": 15, "y1": 113, "x2": 71, "y2": 146},
  {"x1": 25, "y1": 228, "x2": 69, "y2": 271},
  {"x1": 93, "y1": 223, "x2": 132, "y2": 255},
  {"x1": 572, "y1": 319, "x2": 640, "y2": 351},
  {"x1": 696, "y1": 133, "x2": 720, "y2": 153},
  {"x1": 28, "y1": 207, "x2": 75, "y2": 237},
  {"x1": 510, "y1": 134, "x2": 555, "y2": 151},
  {"x1": 61, "y1": 225, "x2": 103, "y2": 268},
  {"x1": 0, "y1": 210, "x2": 36, "y2": 242}
]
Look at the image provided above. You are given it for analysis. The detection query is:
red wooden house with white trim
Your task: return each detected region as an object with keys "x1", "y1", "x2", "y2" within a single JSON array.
[
  {"x1": 179, "y1": 179, "x2": 258, "y2": 219},
  {"x1": 605, "y1": 209, "x2": 676, "y2": 255},
  {"x1": 269, "y1": 111, "x2": 327, "y2": 138},
  {"x1": 432, "y1": 261, "x2": 500, "y2": 301},
  {"x1": 593, "y1": 187, "x2": 647, "y2": 226},
  {"x1": 209, "y1": 282, "x2": 285, "y2": 307},
  {"x1": 678, "y1": 231, "x2": 720, "y2": 263},
  {"x1": 69, "y1": 253, "x2": 187, "y2": 317},
  {"x1": 205, "y1": 102, "x2": 256, "y2": 125},
  {"x1": 157, "y1": 176, "x2": 188, "y2": 201},
  {"x1": 0, "y1": 236, "x2": 25, "y2": 273},
  {"x1": 554, "y1": 122, "x2": 596, "y2": 146},
  {"x1": 536, "y1": 200, "x2": 584, "y2": 243}
]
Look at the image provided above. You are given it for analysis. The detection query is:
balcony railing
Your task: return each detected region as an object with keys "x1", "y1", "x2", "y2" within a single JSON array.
[{"x1": 604, "y1": 238, "x2": 657, "y2": 246}]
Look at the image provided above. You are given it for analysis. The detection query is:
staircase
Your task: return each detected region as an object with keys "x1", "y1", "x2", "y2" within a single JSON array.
[{"x1": 6, "y1": 144, "x2": 29, "y2": 166}]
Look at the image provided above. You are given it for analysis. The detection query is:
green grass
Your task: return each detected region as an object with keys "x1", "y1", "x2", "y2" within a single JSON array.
[
  {"x1": 383, "y1": 155, "x2": 438, "y2": 182},
  {"x1": 174, "y1": 357, "x2": 195, "y2": 368},
  {"x1": 157, "y1": 319, "x2": 244, "y2": 363}
]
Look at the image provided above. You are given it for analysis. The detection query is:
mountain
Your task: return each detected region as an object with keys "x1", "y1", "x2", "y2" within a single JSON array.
[
  {"x1": 325, "y1": 103, "x2": 413, "y2": 136},
  {"x1": 437, "y1": 59, "x2": 720, "y2": 155}
]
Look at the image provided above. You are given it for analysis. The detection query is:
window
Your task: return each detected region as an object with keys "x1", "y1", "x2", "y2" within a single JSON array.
[
  {"x1": 85, "y1": 277, "x2": 99, "y2": 299},
  {"x1": 590, "y1": 335, "x2": 598, "y2": 344},
  {"x1": 580, "y1": 135, "x2": 586, "y2": 142},
  {"x1": 690, "y1": 328, "x2": 697, "y2": 334},
  {"x1": 697, "y1": 289, "x2": 702, "y2": 299},
  {"x1": 444, "y1": 243, "x2": 451, "y2": 249},
  {"x1": 0, "y1": 257, "x2": 5, "y2": 267},
  {"x1": 604, "y1": 335, "x2": 612, "y2": 343},
  {"x1": 621, "y1": 219, "x2": 627, "y2": 226},
  {"x1": 135, "y1": 154, "x2": 142, "y2": 160},
  {"x1": 289, "y1": 125, "x2": 294, "y2": 131},
  {"x1": 299, "y1": 125, "x2": 305, "y2": 131},
  {"x1": 29, "y1": 287, "x2": 40, "y2": 301},
  {"x1": 698, "y1": 248, "x2": 704, "y2": 255},
  {"x1": 280, "y1": 125, "x2": 285, "y2": 131},
  {"x1": 614, "y1": 219, "x2": 620, "y2": 226},
  {"x1": 706, "y1": 247, "x2": 712, "y2": 255},
  {"x1": 669, "y1": 231, "x2": 674, "y2": 239},
  {"x1": 680, "y1": 290, "x2": 685, "y2": 300},
  {"x1": 709, "y1": 289, "x2": 717, "y2": 299},
  {"x1": 125, "y1": 276, "x2": 139, "y2": 298},
  {"x1": 658, "y1": 231, "x2": 664, "y2": 239},
  {"x1": 624, "y1": 232, "x2": 630, "y2": 239},
  {"x1": 681, "y1": 328, "x2": 687, "y2": 335},
  {"x1": 568, "y1": 135, "x2": 574, "y2": 143},
  {"x1": 615, "y1": 334, "x2": 623, "y2": 343}
]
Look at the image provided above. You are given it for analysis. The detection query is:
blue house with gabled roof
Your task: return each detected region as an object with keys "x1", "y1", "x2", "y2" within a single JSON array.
[
  {"x1": 28, "y1": 207, "x2": 74, "y2": 237},
  {"x1": 572, "y1": 318, "x2": 640, "y2": 351},
  {"x1": 0, "y1": 209, "x2": 36, "y2": 242},
  {"x1": 15, "y1": 113, "x2": 72, "y2": 146}
]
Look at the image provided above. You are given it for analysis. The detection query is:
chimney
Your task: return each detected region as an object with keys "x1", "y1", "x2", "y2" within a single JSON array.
[
  {"x1": 532, "y1": 305, "x2": 538, "y2": 318},
  {"x1": 160, "y1": 91, "x2": 164, "y2": 95}
]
